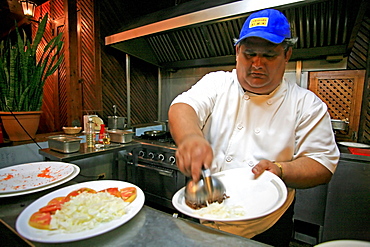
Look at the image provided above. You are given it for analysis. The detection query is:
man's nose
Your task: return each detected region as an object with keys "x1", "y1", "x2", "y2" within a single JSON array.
[{"x1": 251, "y1": 56, "x2": 263, "y2": 69}]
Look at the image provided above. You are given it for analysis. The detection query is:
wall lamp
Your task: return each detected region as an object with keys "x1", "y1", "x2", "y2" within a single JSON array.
[{"x1": 19, "y1": 0, "x2": 38, "y2": 21}]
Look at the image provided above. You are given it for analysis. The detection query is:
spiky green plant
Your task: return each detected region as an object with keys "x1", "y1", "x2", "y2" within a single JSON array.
[{"x1": 0, "y1": 13, "x2": 64, "y2": 111}]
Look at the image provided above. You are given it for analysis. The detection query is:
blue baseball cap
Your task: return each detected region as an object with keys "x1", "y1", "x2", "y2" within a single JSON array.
[{"x1": 235, "y1": 9, "x2": 291, "y2": 45}]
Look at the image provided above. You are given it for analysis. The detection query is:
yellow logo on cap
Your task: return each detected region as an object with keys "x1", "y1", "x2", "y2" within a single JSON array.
[{"x1": 249, "y1": 17, "x2": 269, "y2": 28}]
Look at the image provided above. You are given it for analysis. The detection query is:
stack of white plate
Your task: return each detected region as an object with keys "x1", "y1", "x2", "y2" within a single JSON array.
[{"x1": 0, "y1": 162, "x2": 80, "y2": 198}]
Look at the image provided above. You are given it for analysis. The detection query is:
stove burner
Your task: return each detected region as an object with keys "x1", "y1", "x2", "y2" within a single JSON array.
[{"x1": 136, "y1": 132, "x2": 176, "y2": 147}]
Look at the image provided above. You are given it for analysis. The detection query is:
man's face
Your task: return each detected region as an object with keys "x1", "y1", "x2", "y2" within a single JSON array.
[{"x1": 235, "y1": 37, "x2": 292, "y2": 94}]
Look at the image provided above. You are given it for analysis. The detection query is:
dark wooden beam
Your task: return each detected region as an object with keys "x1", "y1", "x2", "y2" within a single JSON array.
[{"x1": 64, "y1": 0, "x2": 82, "y2": 126}]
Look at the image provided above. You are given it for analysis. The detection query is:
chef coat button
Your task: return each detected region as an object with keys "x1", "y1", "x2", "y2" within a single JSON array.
[
  {"x1": 237, "y1": 124, "x2": 243, "y2": 130},
  {"x1": 248, "y1": 161, "x2": 254, "y2": 167},
  {"x1": 255, "y1": 128, "x2": 260, "y2": 134},
  {"x1": 243, "y1": 95, "x2": 250, "y2": 100},
  {"x1": 267, "y1": 99, "x2": 273, "y2": 105},
  {"x1": 226, "y1": 156, "x2": 233, "y2": 162}
]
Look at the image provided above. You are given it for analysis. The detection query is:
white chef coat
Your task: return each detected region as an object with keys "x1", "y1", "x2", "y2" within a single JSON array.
[
  {"x1": 171, "y1": 69, "x2": 339, "y2": 238},
  {"x1": 171, "y1": 69, "x2": 339, "y2": 174}
]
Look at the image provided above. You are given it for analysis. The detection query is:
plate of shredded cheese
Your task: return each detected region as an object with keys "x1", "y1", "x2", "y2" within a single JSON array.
[
  {"x1": 172, "y1": 167, "x2": 287, "y2": 221},
  {"x1": 16, "y1": 180, "x2": 145, "y2": 243},
  {"x1": 0, "y1": 162, "x2": 75, "y2": 193}
]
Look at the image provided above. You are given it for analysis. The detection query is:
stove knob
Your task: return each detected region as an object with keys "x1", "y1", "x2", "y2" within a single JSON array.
[
  {"x1": 148, "y1": 152, "x2": 155, "y2": 159},
  {"x1": 169, "y1": 156, "x2": 176, "y2": 165},
  {"x1": 139, "y1": 151, "x2": 145, "y2": 157},
  {"x1": 158, "y1": 154, "x2": 165, "y2": 161}
]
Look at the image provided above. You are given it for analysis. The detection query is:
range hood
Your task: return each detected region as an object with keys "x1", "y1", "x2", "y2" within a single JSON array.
[{"x1": 105, "y1": 0, "x2": 362, "y2": 69}]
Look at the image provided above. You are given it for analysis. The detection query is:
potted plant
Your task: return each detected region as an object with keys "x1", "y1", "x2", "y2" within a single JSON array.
[{"x1": 0, "y1": 13, "x2": 64, "y2": 141}]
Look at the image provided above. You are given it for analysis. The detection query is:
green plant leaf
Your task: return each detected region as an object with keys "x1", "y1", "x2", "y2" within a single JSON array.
[{"x1": 0, "y1": 13, "x2": 64, "y2": 112}]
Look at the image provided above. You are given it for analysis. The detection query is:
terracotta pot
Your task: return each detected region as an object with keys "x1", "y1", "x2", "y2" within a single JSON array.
[{"x1": 0, "y1": 111, "x2": 42, "y2": 141}]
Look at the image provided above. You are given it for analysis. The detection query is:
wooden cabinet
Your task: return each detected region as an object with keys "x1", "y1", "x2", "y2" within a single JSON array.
[{"x1": 309, "y1": 70, "x2": 366, "y2": 142}]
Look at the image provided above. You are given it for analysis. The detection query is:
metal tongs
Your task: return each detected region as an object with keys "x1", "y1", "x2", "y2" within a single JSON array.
[{"x1": 185, "y1": 168, "x2": 226, "y2": 205}]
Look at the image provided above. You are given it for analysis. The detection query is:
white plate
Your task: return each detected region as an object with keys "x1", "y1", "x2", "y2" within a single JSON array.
[
  {"x1": 0, "y1": 164, "x2": 80, "y2": 198},
  {"x1": 315, "y1": 240, "x2": 370, "y2": 247},
  {"x1": 16, "y1": 180, "x2": 145, "y2": 243},
  {"x1": 91, "y1": 116, "x2": 104, "y2": 131},
  {"x1": 0, "y1": 162, "x2": 74, "y2": 193},
  {"x1": 338, "y1": 142, "x2": 370, "y2": 148},
  {"x1": 172, "y1": 167, "x2": 287, "y2": 221}
]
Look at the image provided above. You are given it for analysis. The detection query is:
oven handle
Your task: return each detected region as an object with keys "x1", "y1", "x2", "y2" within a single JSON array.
[{"x1": 136, "y1": 164, "x2": 174, "y2": 177}]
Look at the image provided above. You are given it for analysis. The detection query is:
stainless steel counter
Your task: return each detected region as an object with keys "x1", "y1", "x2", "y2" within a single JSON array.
[
  {"x1": 1, "y1": 181, "x2": 270, "y2": 247},
  {"x1": 39, "y1": 141, "x2": 141, "y2": 162}
]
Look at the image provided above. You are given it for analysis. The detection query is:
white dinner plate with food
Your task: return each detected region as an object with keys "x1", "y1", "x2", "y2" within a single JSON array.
[
  {"x1": 16, "y1": 180, "x2": 145, "y2": 243},
  {"x1": 0, "y1": 164, "x2": 80, "y2": 198},
  {"x1": 0, "y1": 162, "x2": 75, "y2": 194},
  {"x1": 337, "y1": 141, "x2": 370, "y2": 148},
  {"x1": 172, "y1": 167, "x2": 287, "y2": 221}
]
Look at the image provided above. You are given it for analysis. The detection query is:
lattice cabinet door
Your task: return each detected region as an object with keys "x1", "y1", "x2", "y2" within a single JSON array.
[{"x1": 308, "y1": 70, "x2": 365, "y2": 142}]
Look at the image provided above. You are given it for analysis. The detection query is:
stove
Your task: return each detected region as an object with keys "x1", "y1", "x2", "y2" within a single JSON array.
[{"x1": 121, "y1": 133, "x2": 187, "y2": 211}]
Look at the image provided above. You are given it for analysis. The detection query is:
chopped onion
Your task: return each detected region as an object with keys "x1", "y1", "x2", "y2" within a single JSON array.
[
  {"x1": 49, "y1": 191, "x2": 129, "y2": 232},
  {"x1": 194, "y1": 201, "x2": 245, "y2": 219}
]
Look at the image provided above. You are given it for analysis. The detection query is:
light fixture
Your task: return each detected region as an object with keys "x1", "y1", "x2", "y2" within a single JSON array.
[{"x1": 20, "y1": 0, "x2": 37, "y2": 19}]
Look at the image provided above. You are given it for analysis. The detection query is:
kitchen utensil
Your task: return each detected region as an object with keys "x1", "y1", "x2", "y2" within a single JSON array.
[
  {"x1": 144, "y1": 130, "x2": 166, "y2": 138},
  {"x1": 62, "y1": 126, "x2": 82, "y2": 134},
  {"x1": 185, "y1": 168, "x2": 226, "y2": 205},
  {"x1": 331, "y1": 119, "x2": 348, "y2": 130},
  {"x1": 108, "y1": 116, "x2": 125, "y2": 130},
  {"x1": 48, "y1": 135, "x2": 83, "y2": 153},
  {"x1": 132, "y1": 123, "x2": 163, "y2": 136},
  {"x1": 108, "y1": 105, "x2": 125, "y2": 130},
  {"x1": 108, "y1": 130, "x2": 134, "y2": 143}
]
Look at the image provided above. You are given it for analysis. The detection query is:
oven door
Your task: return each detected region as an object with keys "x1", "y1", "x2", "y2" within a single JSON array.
[{"x1": 135, "y1": 162, "x2": 185, "y2": 209}]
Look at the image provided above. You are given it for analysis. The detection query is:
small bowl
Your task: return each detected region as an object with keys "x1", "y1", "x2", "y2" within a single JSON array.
[{"x1": 63, "y1": 126, "x2": 82, "y2": 135}]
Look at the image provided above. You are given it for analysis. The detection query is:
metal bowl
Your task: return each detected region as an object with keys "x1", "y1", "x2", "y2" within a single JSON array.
[
  {"x1": 331, "y1": 119, "x2": 348, "y2": 130},
  {"x1": 62, "y1": 126, "x2": 82, "y2": 135},
  {"x1": 185, "y1": 169, "x2": 226, "y2": 205}
]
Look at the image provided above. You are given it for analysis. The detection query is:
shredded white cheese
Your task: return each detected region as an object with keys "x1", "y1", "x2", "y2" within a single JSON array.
[
  {"x1": 194, "y1": 201, "x2": 245, "y2": 219},
  {"x1": 49, "y1": 191, "x2": 129, "y2": 232}
]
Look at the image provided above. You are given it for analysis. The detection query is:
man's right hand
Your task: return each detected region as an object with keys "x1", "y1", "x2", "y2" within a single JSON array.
[
  {"x1": 169, "y1": 103, "x2": 213, "y2": 182},
  {"x1": 175, "y1": 134, "x2": 213, "y2": 182}
]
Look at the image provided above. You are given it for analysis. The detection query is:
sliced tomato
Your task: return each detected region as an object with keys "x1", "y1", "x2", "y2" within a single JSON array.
[
  {"x1": 47, "y1": 196, "x2": 66, "y2": 206},
  {"x1": 99, "y1": 187, "x2": 121, "y2": 197},
  {"x1": 120, "y1": 187, "x2": 137, "y2": 203},
  {"x1": 29, "y1": 212, "x2": 51, "y2": 230},
  {"x1": 65, "y1": 187, "x2": 96, "y2": 202},
  {"x1": 38, "y1": 204, "x2": 62, "y2": 214}
]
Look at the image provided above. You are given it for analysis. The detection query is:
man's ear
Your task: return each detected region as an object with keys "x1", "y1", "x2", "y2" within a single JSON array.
[
  {"x1": 285, "y1": 47, "x2": 293, "y2": 63},
  {"x1": 235, "y1": 44, "x2": 240, "y2": 58}
]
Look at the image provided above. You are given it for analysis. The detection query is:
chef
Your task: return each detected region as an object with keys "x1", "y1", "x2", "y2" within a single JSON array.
[{"x1": 168, "y1": 8, "x2": 339, "y2": 247}]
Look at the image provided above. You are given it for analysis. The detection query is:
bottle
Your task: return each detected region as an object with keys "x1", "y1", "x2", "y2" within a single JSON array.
[
  {"x1": 98, "y1": 124, "x2": 105, "y2": 144},
  {"x1": 103, "y1": 131, "x2": 110, "y2": 145},
  {"x1": 86, "y1": 118, "x2": 95, "y2": 148}
]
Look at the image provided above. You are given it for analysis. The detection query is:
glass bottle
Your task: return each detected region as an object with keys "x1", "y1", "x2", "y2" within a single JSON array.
[
  {"x1": 86, "y1": 118, "x2": 95, "y2": 148},
  {"x1": 98, "y1": 124, "x2": 105, "y2": 144},
  {"x1": 103, "y1": 131, "x2": 110, "y2": 145}
]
